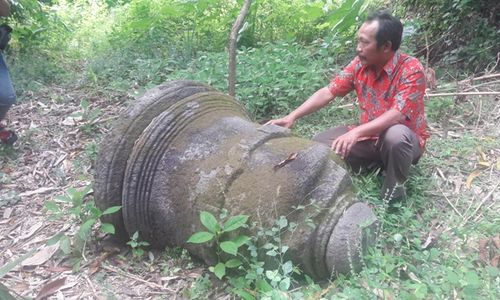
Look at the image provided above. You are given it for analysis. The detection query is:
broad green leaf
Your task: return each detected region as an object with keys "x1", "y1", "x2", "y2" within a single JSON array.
[
  {"x1": 265, "y1": 270, "x2": 280, "y2": 281},
  {"x1": 446, "y1": 269, "x2": 460, "y2": 285},
  {"x1": 303, "y1": 5, "x2": 323, "y2": 21},
  {"x1": 220, "y1": 241, "x2": 238, "y2": 256},
  {"x1": 187, "y1": 231, "x2": 214, "y2": 243},
  {"x1": 55, "y1": 195, "x2": 72, "y2": 203},
  {"x1": 46, "y1": 233, "x2": 63, "y2": 246},
  {"x1": 213, "y1": 262, "x2": 226, "y2": 279},
  {"x1": 464, "y1": 270, "x2": 480, "y2": 287},
  {"x1": 279, "y1": 277, "x2": 291, "y2": 291},
  {"x1": 60, "y1": 235, "x2": 72, "y2": 255},
  {"x1": 44, "y1": 201, "x2": 61, "y2": 213},
  {"x1": 255, "y1": 278, "x2": 273, "y2": 292},
  {"x1": 225, "y1": 258, "x2": 242, "y2": 268},
  {"x1": 231, "y1": 235, "x2": 250, "y2": 247},
  {"x1": 223, "y1": 215, "x2": 249, "y2": 232},
  {"x1": 200, "y1": 211, "x2": 220, "y2": 233},
  {"x1": 78, "y1": 219, "x2": 95, "y2": 240},
  {"x1": 101, "y1": 223, "x2": 115, "y2": 234},
  {"x1": 102, "y1": 206, "x2": 122, "y2": 215},
  {"x1": 277, "y1": 216, "x2": 287, "y2": 229},
  {"x1": 281, "y1": 261, "x2": 293, "y2": 275},
  {"x1": 232, "y1": 288, "x2": 256, "y2": 300}
]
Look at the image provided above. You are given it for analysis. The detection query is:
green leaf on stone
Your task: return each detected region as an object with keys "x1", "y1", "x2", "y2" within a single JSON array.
[
  {"x1": 225, "y1": 258, "x2": 242, "y2": 268},
  {"x1": 187, "y1": 231, "x2": 214, "y2": 243},
  {"x1": 60, "y1": 235, "x2": 72, "y2": 254},
  {"x1": 102, "y1": 206, "x2": 122, "y2": 215},
  {"x1": 281, "y1": 261, "x2": 293, "y2": 275},
  {"x1": 231, "y1": 235, "x2": 250, "y2": 247},
  {"x1": 279, "y1": 277, "x2": 291, "y2": 291},
  {"x1": 200, "y1": 211, "x2": 220, "y2": 234},
  {"x1": 78, "y1": 219, "x2": 95, "y2": 240},
  {"x1": 101, "y1": 223, "x2": 115, "y2": 234},
  {"x1": 220, "y1": 241, "x2": 238, "y2": 256},
  {"x1": 213, "y1": 262, "x2": 226, "y2": 279},
  {"x1": 223, "y1": 215, "x2": 249, "y2": 232}
]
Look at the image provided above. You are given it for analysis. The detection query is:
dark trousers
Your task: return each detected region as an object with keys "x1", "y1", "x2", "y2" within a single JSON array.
[
  {"x1": 312, "y1": 124, "x2": 422, "y2": 200},
  {"x1": 0, "y1": 52, "x2": 16, "y2": 122}
]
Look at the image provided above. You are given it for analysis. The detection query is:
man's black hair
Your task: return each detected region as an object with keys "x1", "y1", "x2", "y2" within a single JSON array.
[{"x1": 366, "y1": 11, "x2": 403, "y2": 51}]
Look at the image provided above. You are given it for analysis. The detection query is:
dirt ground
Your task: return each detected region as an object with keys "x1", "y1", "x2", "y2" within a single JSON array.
[{"x1": 0, "y1": 86, "x2": 217, "y2": 299}]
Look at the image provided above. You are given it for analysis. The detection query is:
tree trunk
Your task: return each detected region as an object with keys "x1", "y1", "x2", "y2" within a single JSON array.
[{"x1": 228, "y1": 0, "x2": 252, "y2": 97}]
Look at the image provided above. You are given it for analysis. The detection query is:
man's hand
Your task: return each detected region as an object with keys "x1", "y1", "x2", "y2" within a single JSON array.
[
  {"x1": 265, "y1": 115, "x2": 296, "y2": 128},
  {"x1": 331, "y1": 129, "x2": 360, "y2": 159}
]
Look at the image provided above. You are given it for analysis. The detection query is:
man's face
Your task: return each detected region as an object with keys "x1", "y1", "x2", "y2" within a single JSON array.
[{"x1": 356, "y1": 21, "x2": 388, "y2": 67}]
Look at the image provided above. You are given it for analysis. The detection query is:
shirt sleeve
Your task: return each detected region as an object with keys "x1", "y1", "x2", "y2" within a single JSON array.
[
  {"x1": 328, "y1": 57, "x2": 358, "y2": 97},
  {"x1": 391, "y1": 65, "x2": 426, "y2": 117}
]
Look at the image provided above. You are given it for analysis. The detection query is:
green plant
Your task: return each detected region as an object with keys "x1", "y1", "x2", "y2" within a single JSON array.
[
  {"x1": 44, "y1": 185, "x2": 121, "y2": 270},
  {"x1": 187, "y1": 208, "x2": 314, "y2": 299},
  {"x1": 127, "y1": 231, "x2": 150, "y2": 258},
  {"x1": 187, "y1": 211, "x2": 250, "y2": 280},
  {"x1": 71, "y1": 99, "x2": 102, "y2": 135}
]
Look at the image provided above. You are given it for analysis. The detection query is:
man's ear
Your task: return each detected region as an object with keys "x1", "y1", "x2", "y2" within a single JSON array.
[{"x1": 383, "y1": 41, "x2": 393, "y2": 53}]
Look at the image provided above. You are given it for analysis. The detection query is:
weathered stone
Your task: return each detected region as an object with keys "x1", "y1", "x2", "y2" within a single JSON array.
[{"x1": 94, "y1": 80, "x2": 378, "y2": 279}]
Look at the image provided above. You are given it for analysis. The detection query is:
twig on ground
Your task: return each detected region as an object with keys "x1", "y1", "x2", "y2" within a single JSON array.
[
  {"x1": 461, "y1": 182, "x2": 499, "y2": 226},
  {"x1": 101, "y1": 264, "x2": 176, "y2": 293},
  {"x1": 463, "y1": 79, "x2": 500, "y2": 91},
  {"x1": 437, "y1": 183, "x2": 463, "y2": 218},
  {"x1": 458, "y1": 73, "x2": 500, "y2": 84},
  {"x1": 85, "y1": 274, "x2": 98, "y2": 297},
  {"x1": 426, "y1": 91, "x2": 500, "y2": 97}
]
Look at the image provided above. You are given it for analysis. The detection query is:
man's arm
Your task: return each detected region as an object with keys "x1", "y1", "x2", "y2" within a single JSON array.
[
  {"x1": 0, "y1": 0, "x2": 10, "y2": 17},
  {"x1": 331, "y1": 109, "x2": 405, "y2": 159},
  {"x1": 266, "y1": 87, "x2": 334, "y2": 128}
]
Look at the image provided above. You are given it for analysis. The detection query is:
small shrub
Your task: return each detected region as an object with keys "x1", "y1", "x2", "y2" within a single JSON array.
[{"x1": 44, "y1": 185, "x2": 121, "y2": 270}]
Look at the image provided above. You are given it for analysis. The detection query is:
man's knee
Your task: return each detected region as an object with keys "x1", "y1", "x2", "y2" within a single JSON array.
[{"x1": 381, "y1": 124, "x2": 415, "y2": 152}]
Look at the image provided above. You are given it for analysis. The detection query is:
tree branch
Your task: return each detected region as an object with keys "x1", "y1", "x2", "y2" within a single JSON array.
[{"x1": 228, "y1": 0, "x2": 252, "y2": 97}]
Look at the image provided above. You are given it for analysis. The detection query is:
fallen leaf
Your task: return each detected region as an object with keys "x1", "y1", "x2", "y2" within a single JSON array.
[
  {"x1": 21, "y1": 243, "x2": 59, "y2": 267},
  {"x1": 2, "y1": 208, "x2": 13, "y2": 219},
  {"x1": 88, "y1": 248, "x2": 119, "y2": 275},
  {"x1": 19, "y1": 187, "x2": 58, "y2": 197},
  {"x1": 478, "y1": 161, "x2": 491, "y2": 167},
  {"x1": 478, "y1": 236, "x2": 500, "y2": 268},
  {"x1": 465, "y1": 170, "x2": 481, "y2": 189},
  {"x1": 273, "y1": 152, "x2": 298, "y2": 171},
  {"x1": 20, "y1": 222, "x2": 44, "y2": 240},
  {"x1": 478, "y1": 238, "x2": 489, "y2": 265},
  {"x1": 477, "y1": 147, "x2": 488, "y2": 161},
  {"x1": 35, "y1": 277, "x2": 66, "y2": 300}
]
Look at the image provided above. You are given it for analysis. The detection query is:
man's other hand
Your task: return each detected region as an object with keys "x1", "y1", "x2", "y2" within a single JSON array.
[
  {"x1": 331, "y1": 129, "x2": 360, "y2": 159},
  {"x1": 265, "y1": 115, "x2": 296, "y2": 129}
]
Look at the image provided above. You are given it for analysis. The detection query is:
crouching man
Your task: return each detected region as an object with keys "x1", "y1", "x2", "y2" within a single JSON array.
[{"x1": 268, "y1": 11, "x2": 429, "y2": 202}]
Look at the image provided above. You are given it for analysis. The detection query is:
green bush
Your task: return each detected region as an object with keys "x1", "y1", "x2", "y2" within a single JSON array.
[{"x1": 170, "y1": 42, "x2": 334, "y2": 120}]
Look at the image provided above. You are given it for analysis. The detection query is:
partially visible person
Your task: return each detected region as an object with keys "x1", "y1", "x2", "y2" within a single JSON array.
[
  {"x1": 267, "y1": 11, "x2": 428, "y2": 202},
  {"x1": 0, "y1": 0, "x2": 17, "y2": 145}
]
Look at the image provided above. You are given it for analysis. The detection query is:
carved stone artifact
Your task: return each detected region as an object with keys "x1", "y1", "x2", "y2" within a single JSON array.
[{"x1": 94, "y1": 80, "x2": 378, "y2": 279}]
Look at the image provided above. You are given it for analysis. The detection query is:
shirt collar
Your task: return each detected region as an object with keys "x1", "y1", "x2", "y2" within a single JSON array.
[{"x1": 382, "y1": 51, "x2": 400, "y2": 79}]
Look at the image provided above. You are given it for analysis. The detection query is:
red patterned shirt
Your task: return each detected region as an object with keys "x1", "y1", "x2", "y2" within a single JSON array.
[{"x1": 328, "y1": 52, "x2": 429, "y2": 148}]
